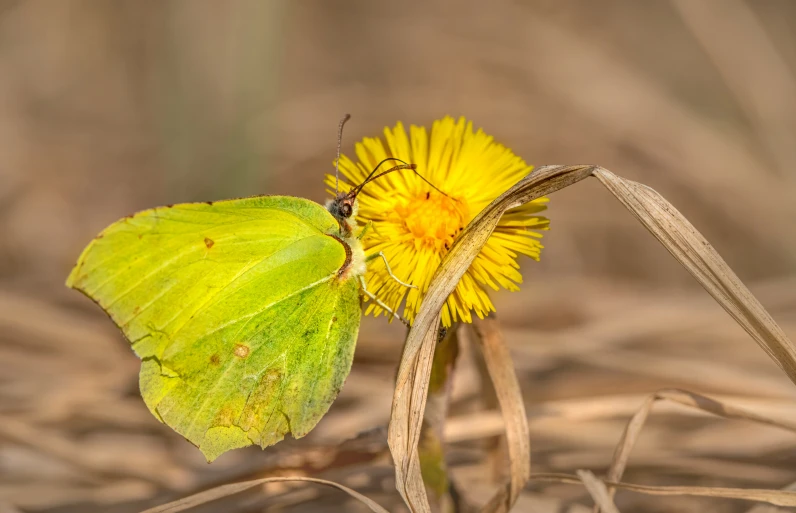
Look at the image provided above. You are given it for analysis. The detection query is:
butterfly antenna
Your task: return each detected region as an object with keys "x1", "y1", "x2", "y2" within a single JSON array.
[
  {"x1": 334, "y1": 122, "x2": 454, "y2": 201},
  {"x1": 356, "y1": 157, "x2": 412, "y2": 187},
  {"x1": 352, "y1": 163, "x2": 453, "y2": 200},
  {"x1": 335, "y1": 113, "x2": 351, "y2": 195}
]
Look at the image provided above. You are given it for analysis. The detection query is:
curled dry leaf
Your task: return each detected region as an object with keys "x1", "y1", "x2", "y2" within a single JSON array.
[
  {"x1": 139, "y1": 476, "x2": 390, "y2": 513},
  {"x1": 388, "y1": 165, "x2": 595, "y2": 513},
  {"x1": 388, "y1": 164, "x2": 796, "y2": 513},
  {"x1": 419, "y1": 326, "x2": 461, "y2": 510}
]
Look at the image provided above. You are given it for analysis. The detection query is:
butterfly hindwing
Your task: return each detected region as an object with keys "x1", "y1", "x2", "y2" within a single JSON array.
[{"x1": 67, "y1": 196, "x2": 361, "y2": 460}]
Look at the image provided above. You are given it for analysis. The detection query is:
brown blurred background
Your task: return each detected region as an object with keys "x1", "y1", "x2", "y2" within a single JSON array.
[{"x1": 1, "y1": 1, "x2": 796, "y2": 512}]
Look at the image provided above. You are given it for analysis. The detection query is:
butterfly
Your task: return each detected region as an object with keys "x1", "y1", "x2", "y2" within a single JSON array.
[{"x1": 66, "y1": 115, "x2": 441, "y2": 461}]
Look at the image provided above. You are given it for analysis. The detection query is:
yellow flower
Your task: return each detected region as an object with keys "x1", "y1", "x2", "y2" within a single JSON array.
[{"x1": 326, "y1": 116, "x2": 549, "y2": 327}]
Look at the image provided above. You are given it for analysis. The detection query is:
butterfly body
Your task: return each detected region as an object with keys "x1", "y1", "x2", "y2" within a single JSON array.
[{"x1": 67, "y1": 195, "x2": 365, "y2": 461}]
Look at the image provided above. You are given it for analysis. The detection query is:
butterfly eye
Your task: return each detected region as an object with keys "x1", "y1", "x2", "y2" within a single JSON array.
[{"x1": 341, "y1": 203, "x2": 353, "y2": 218}]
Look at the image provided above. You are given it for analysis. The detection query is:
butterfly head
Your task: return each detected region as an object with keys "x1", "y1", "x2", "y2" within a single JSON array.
[{"x1": 326, "y1": 190, "x2": 359, "y2": 233}]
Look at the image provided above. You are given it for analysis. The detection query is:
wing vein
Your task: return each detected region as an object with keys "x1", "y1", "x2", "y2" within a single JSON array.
[{"x1": 161, "y1": 236, "x2": 336, "y2": 344}]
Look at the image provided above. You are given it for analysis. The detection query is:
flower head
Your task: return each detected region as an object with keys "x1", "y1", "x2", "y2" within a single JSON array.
[{"x1": 326, "y1": 116, "x2": 549, "y2": 327}]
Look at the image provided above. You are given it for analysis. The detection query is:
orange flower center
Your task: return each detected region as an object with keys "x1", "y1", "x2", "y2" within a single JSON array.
[{"x1": 395, "y1": 193, "x2": 469, "y2": 251}]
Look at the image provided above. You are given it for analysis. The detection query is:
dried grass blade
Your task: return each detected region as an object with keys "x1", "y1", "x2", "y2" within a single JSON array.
[
  {"x1": 419, "y1": 325, "x2": 461, "y2": 510},
  {"x1": 531, "y1": 473, "x2": 796, "y2": 507},
  {"x1": 745, "y1": 481, "x2": 796, "y2": 513},
  {"x1": 391, "y1": 164, "x2": 795, "y2": 512},
  {"x1": 599, "y1": 394, "x2": 654, "y2": 512},
  {"x1": 608, "y1": 482, "x2": 796, "y2": 507},
  {"x1": 139, "y1": 476, "x2": 390, "y2": 513},
  {"x1": 388, "y1": 165, "x2": 595, "y2": 512},
  {"x1": 593, "y1": 168, "x2": 796, "y2": 384},
  {"x1": 602, "y1": 388, "x2": 796, "y2": 512},
  {"x1": 656, "y1": 389, "x2": 796, "y2": 432},
  {"x1": 390, "y1": 314, "x2": 441, "y2": 513},
  {"x1": 577, "y1": 470, "x2": 621, "y2": 513},
  {"x1": 471, "y1": 317, "x2": 531, "y2": 513}
]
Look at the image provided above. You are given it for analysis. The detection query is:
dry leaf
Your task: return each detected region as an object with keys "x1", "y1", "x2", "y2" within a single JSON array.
[{"x1": 593, "y1": 168, "x2": 796, "y2": 384}]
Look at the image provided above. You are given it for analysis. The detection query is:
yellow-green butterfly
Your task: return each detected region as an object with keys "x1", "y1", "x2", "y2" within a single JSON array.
[{"x1": 66, "y1": 115, "x2": 437, "y2": 461}]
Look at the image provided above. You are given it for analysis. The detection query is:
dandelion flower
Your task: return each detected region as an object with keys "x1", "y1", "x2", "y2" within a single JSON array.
[{"x1": 326, "y1": 116, "x2": 549, "y2": 327}]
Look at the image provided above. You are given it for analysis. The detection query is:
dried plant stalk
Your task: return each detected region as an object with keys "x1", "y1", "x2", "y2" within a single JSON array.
[
  {"x1": 600, "y1": 388, "x2": 796, "y2": 512},
  {"x1": 745, "y1": 481, "x2": 796, "y2": 513},
  {"x1": 139, "y1": 476, "x2": 390, "y2": 513},
  {"x1": 577, "y1": 470, "x2": 621, "y2": 513},
  {"x1": 388, "y1": 165, "x2": 796, "y2": 513},
  {"x1": 471, "y1": 316, "x2": 530, "y2": 513},
  {"x1": 531, "y1": 473, "x2": 796, "y2": 507}
]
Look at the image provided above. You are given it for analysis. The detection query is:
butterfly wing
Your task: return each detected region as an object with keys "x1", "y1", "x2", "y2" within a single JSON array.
[{"x1": 67, "y1": 196, "x2": 361, "y2": 461}]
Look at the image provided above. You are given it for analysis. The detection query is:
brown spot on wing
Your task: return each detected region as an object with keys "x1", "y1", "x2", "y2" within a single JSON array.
[
  {"x1": 325, "y1": 234, "x2": 352, "y2": 278},
  {"x1": 210, "y1": 353, "x2": 220, "y2": 365},
  {"x1": 204, "y1": 237, "x2": 214, "y2": 249},
  {"x1": 214, "y1": 405, "x2": 236, "y2": 425},
  {"x1": 238, "y1": 368, "x2": 283, "y2": 431},
  {"x1": 234, "y1": 344, "x2": 249, "y2": 358}
]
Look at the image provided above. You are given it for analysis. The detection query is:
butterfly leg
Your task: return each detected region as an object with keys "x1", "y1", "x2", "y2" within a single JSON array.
[
  {"x1": 358, "y1": 275, "x2": 410, "y2": 327},
  {"x1": 357, "y1": 220, "x2": 373, "y2": 240},
  {"x1": 365, "y1": 251, "x2": 417, "y2": 289}
]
